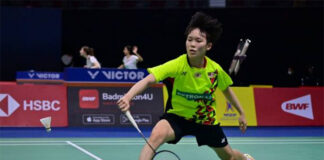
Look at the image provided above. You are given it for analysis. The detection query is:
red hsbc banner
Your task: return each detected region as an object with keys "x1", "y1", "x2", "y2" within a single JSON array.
[
  {"x1": 0, "y1": 83, "x2": 68, "y2": 127},
  {"x1": 254, "y1": 87, "x2": 324, "y2": 126}
]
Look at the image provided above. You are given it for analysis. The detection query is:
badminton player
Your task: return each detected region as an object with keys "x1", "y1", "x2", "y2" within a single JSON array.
[{"x1": 118, "y1": 12, "x2": 254, "y2": 160}]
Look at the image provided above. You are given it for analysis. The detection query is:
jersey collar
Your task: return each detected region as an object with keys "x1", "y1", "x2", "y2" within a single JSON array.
[{"x1": 186, "y1": 54, "x2": 207, "y2": 68}]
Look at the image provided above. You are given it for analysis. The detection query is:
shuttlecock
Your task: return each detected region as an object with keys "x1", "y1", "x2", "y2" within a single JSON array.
[{"x1": 40, "y1": 117, "x2": 51, "y2": 132}]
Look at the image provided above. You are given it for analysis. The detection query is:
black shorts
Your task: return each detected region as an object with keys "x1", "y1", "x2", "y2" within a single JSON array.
[{"x1": 161, "y1": 113, "x2": 228, "y2": 148}]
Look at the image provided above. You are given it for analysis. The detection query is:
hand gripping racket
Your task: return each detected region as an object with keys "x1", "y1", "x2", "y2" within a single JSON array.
[{"x1": 125, "y1": 111, "x2": 180, "y2": 160}]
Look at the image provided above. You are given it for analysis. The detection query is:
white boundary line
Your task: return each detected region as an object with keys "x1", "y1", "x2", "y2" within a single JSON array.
[
  {"x1": 1, "y1": 139, "x2": 323, "y2": 143},
  {"x1": 66, "y1": 141, "x2": 102, "y2": 160},
  {"x1": 0, "y1": 142, "x2": 323, "y2": 146}
]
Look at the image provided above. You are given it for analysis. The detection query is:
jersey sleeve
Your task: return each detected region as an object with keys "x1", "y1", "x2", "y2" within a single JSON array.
[
  {"x1": 90, "y1": 56, "x2": 99, "y2": 64},
  {"x1": 147, "y1": 56, "x2": 181, "y2": 82},
  {"x1": 217, "y1": 66, "x2": 233, "y2": 91}
]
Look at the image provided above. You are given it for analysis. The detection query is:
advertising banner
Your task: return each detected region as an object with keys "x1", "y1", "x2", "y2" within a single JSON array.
[
  {"x1": 64, "y1": 68, "x2": 149, "y2": 83},
  {"x1": 215, "y1": 87, "x2": 257, "y2": 126},
  {"x1": 16, "y1": 71, "x2": 63, "y2": 83},
  {"x1": 68, "y1": 84, "x2": 164, "y2": 127},
  {"x1": 254, "y1": 87, "x2": 324, "y2": 126},
  {"x1": 0, "y1": 83, "x2": 68, "y2": 127}
]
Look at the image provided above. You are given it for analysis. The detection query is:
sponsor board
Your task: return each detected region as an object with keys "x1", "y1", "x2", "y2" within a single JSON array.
[
  {"x1": 120, "y1": 114, "x2": 152, "y2": 125},
  {"x1": 82, "y1": 114, "x2": 115, "y2": 125},
  {"x1": 68, "y1": 85, "x2": 164, "y2": 127},
  {"x1": 64, "y1": 68, "x2": 149, "y2": 83},
  {"x1": 0, "y1": 83, "x2": 68, "y2": 127},
  {"x1": 281, "y1": 94, "x2": 313, "y2": 120},
  {"x1": 16, "y1": 71, "x2": 63, "y2": 83},
  {"x1": 215, "y1": 87, "x2": 257, "y2": 126},
  {"x1": 79, "y1": 89, "x2": 99, "y2": 109},
  {"x1": 254, "y1": 88, "x2": 324, "y2": 126}
]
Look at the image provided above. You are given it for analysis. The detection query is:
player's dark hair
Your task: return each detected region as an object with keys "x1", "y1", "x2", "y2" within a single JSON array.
[
  {"x1": 185, "y1": 12, "x2": 223, "y2": 44},
  {"x1": 125, "y1": 45, "x2": 134, "y2": 55},
  {"x1": 82, "y1": 46, "x2": 94, "y2": 56}
]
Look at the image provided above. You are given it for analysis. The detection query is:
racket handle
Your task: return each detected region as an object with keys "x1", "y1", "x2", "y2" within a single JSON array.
[
  {"x1": 125, "y1": 111, "x2": 157, "y2": 153},
  {"x1": 239, "y1": 39, "x2": 251, "y2": 56},
  {"x1": 125, "y1": 111, "x2": 142, "y2": 133}
]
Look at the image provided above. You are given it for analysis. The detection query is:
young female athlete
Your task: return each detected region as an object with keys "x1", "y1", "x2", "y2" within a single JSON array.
[
  {"x1": 79, "y1": 46, "x2": 101, "y2": 69},
  {"x1": 118, "y1": 45, "x2": 144, "y2": 69},
  {"x1": 117, "y1": 12, "x2": 254, "y2": 160}
]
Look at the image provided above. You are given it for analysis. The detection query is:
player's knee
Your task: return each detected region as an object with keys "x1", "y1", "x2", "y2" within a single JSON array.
[{"x1": 149, "y1": 129, "x2": 168, "y2": 144}]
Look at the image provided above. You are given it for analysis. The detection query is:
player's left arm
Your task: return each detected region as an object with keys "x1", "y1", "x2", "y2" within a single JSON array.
[
  {"x1": 133, "y1": 46, "x2": 143, "y2": 62},
  {"x1": 90, "y1": 57, "x2": 101, "y2": 68},
  {"x1": 222, "y1": 87, "x2": 247, "y2": 133},
  {"x1": 91, "y1": 61, "x2": 101, "y2": 68}
]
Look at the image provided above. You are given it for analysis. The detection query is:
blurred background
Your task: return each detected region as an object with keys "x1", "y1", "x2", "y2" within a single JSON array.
[
  {"x1": 1, "y1": 0, "x2": 323, "y2": 86},
  {"x1": 0, "y1": 1, "x2": 323, "y2": 160}
]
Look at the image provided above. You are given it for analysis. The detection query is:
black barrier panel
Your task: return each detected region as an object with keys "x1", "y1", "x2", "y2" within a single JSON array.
[{"x1": 68, "y1": 86, "x2": 164, "y2": 127}]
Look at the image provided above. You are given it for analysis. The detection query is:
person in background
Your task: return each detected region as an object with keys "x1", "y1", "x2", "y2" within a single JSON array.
[
  {"x1": 79, "y1": 46, "x2": 101, "y2": 69},
  {"x1": 118, "y1": 45, "x2": 143, "y2": 69}
]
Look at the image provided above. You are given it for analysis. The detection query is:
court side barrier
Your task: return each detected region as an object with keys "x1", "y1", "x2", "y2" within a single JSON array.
[
  {"x1": 254, "y1": 87, "x2": 324, "y2": 126},
  {"x1": 64, "y1": 67, "x2": 149, "y2": 83},
  {"x1": 0, "y1": 82, "x2": 68, "y2": 127},
  {"x1": 66, "y1": 82, "x2": 164, "y2": 127},
  {"x1": 215, "y1": 87, "x2": 258, "y2": 126},
  {"x1": 16, "y1": 71, "x2": 64, "y2": 84},
  {"x1": 16, "y1": 67, "x2": 149, "y2": 84}
]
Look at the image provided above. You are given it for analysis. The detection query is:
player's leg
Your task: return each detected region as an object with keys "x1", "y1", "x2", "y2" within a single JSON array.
[
  {"x1": 211, "y1": 145, "x2": 250, "y2": 160},
  {"x1": 139, "y1": 119, "x2": 175, "y2": 160},
  {"x1": 195, "y1": 124, "x2": 254, "y2": 160}
]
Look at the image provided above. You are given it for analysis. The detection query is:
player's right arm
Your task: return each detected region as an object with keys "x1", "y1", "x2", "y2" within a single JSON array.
[
  {"x1": 118, "y1": 55, "x2": 182, "y2": 112},
  {"x1": 117, "y1": 74, "x2": 156, "y2": 112},
  {"x1": 118, "y1": 64, "x2": 124, "y2": 69}
]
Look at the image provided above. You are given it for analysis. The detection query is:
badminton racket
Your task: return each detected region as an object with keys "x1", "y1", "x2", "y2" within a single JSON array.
[
  {"x1": 229, "y1": 39, "x2": 251, "y2": 75},
  {"x1": 125, "y1": 111, "x2": 180, "y2": 160}
]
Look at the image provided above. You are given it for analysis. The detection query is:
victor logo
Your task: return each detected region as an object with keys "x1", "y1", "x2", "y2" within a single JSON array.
[
  {"x1": 28, "y1": 72, "x2": 35, "y2": 78},
  {"x1": 281, "y1": 94, "x2": 313, "y2": 120},
  {"x1": 0, "y1": 94, "x2": 20, "y2": 117},
  {"x1": 87, "y1": 71, "x2": 100, "y2": 79}
]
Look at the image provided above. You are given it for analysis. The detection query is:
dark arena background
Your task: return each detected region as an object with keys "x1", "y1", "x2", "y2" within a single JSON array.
[{"x1": 0, "y1": 1, "x2": 323, "y2": 160}]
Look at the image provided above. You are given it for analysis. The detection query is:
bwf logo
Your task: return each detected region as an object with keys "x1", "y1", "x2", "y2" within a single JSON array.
[
  {"x1": 281, "y1": 94, "x2": 314, "y2": 120},
  {"x1": 0, "y1": 94, "x2": 20, "y2": 117},
  {"x1": 79, "y1": 89, "x2": 99, "y2": 109}
]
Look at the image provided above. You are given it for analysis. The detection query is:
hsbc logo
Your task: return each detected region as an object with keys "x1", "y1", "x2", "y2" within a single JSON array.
[
  {"x1": 79, "y1": 89, "x2": 99, "y2": 109},
  {"x1": 0, "y1": 94, "x2": 20, "y2": 117},
  {"x1": 0, "y1": 93, "x2": 62, "y2": 117},
  {"x1": 281, "y1": 94, "x2": 314, "y2": 120}
]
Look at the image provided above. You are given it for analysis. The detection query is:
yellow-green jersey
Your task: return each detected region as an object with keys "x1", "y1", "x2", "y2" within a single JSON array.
[{"x1": 148, "y1": 54, "x2": 233, "y2": 125}]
